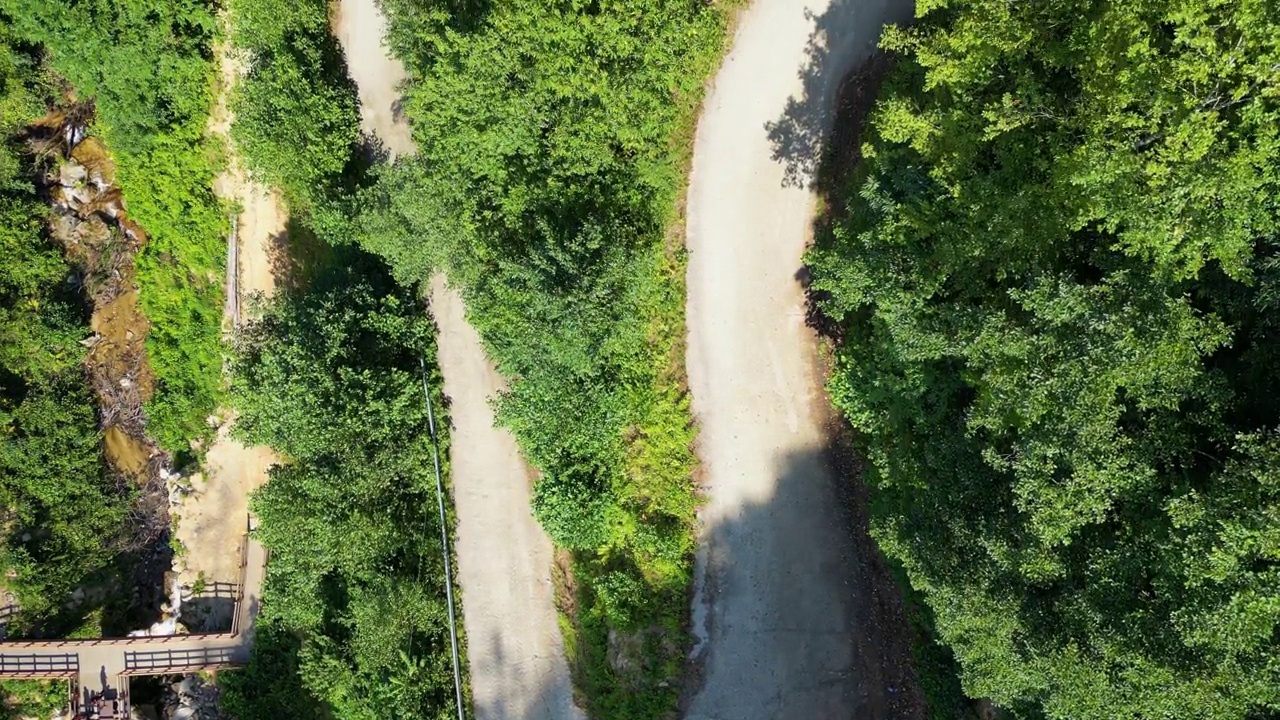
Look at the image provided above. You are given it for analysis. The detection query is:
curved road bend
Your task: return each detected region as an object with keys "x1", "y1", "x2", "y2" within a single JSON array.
[
  {"x1": 333, "y1": 3, "x2": 583, "y2": 718},
  {"x1": 684, "y1": 0, "x2": 915, "y2": 719}
]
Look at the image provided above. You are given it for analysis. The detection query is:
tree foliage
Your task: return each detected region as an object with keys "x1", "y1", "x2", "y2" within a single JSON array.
[
  {"x1": 809, "y1": 2, "x2": 1280, "y2": 717},
  {"x1": 223, "y1": 248, "x2": 466, "y2": 720},
  {"x1": 218, "y1": 3, "x2": 469, "y2": 715},
  {"x1": 228, "y1": 0, "x2": 364, "y2": 225},
  {"x1": 356, "y1": 2, "x2": 732, "y2": 713}
]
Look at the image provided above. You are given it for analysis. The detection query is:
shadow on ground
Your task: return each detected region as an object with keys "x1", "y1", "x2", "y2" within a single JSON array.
[
  {"x1": 765, "y1": 0, "x2": 914, "y2": 189},
  {"x1": 180, "y1": 581, "x2": 238, "y2": 633},
  {"x1": 683, "y1": 434, "x2": 926, "y2": 720},
  {"x1": 472, "y1": 630, "x2": 580, "y2": 720},
  {"x1": 679, "y1": 1, "x2": 933, "y2": 718}
]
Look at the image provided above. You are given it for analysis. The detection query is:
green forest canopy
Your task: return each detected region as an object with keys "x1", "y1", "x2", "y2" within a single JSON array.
[
  {"x1": 809, "y1": 0, "x2": 1280, "y2": 718},
  {"x1": 356, "y1": 0, "x2": 733, "y2": 716}
]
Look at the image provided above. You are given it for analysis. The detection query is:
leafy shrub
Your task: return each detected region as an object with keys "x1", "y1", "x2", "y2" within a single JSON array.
[
  {"x1": 229, "y1": 0, "x2": 363, "y2": 217},
  {"x1": 532, "y1": 466, "x2": 615, "y2": 550},
  {"x1": 594, "y1": 569, "x2": 646, "y2": 630},
  {"x1": 356, "y1": 2, "x2": 736, "y2": 712}
]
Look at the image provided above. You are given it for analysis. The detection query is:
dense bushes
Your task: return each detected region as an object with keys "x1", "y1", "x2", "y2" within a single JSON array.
[
  {"x1": 0, "y1": 27, "x2": 128, "y2": 626},
  {"x1": 809, "y1": 1, "x2": 1280, "y2": 718},
  {"x1": 358, "y1": 2, "x2": 732, "y2": 714},
  {"x1": 228, "y1": 0, "x2": 364, "y2": 225},
  {"x1": 221, "y1": 249, "x2": 465, "y2": 720},
  {"x1": 2, "y1": 0, "x2": 226, "y2": 454}
]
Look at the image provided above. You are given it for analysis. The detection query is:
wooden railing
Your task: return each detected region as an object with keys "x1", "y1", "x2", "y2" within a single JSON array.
[
  {"x1": 0, "y1": 517, "x2": 263, "y2": 689},
  {"x1": 0, "y1": 651, "x2": 77, "y2": 677},
  {"x1": 122, "y1": 646, "x2": 238, "y2": 675}
]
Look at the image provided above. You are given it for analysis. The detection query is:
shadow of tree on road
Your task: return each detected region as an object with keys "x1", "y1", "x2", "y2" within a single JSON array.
[
  {"x1": 682, "y1": 439, "x2": 926, "y2": 720},
  {"x1": 765, "y1": 0, "x2": 914, "y2": 189},
  {"x1": 473, "y1": 629, "x2": 582, "y2": 720}
]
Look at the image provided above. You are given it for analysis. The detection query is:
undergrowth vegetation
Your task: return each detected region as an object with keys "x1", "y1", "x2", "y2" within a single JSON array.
[
  {"x1": 2, "y1": 0, "x2": 227, "y2": 456},
  {"x1": 0, "y1": 23, "x2": 130, "y2": 631},
  {"x1": 0, "y1": 678, "x2": 68, "y2": 719},
  {"x1": 810, "y1": 1, "x2": 1280, "y2": 717},
  {"x1": 357, "y1": 1, "x2": 737, "y2": 714}
]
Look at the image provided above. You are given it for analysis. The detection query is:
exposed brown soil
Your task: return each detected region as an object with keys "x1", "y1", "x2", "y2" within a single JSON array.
[
  {"x1": 31, "y1": 117, "x2": 162, "y2": 484},
  {"x1": 171, "y1": 27, "x2": 284, "y2": 595},
  {"x1": 174, "y1": 424, "x2": 275, "y2": 590},
  {"x1": 27, "y1": 106, "x2": 176, "y2": 622},
  {"x1": 104, "y1": 425, "x2": 150, "y2": 478}
]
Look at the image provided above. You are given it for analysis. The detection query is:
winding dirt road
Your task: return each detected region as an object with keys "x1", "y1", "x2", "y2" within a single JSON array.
[
  {"x1": 333, "y1": 4, "x2": 582, "y2": 718},
  {"x1": 683, "y1": 0, "x2": 914, "y2": 718}
]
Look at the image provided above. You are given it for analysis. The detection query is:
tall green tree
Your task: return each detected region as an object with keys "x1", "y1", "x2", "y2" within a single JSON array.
[
  {"x1": 809, "y1": 1, "x2": 1280, "y2": 718},
  {"x1": 224, "y1": 249, "x2": 465, "y2": 720},
  {"x1": 228, "y1": 0, "x2": 364, "y2": 224}
]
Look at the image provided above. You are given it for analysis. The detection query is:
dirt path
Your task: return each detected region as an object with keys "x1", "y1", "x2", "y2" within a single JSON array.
[
  {"x1": 430, "y1": 278, "x2": 585, "y2": 720},
  {"x1": 683, "y1": 0, "x2": 915, "y2": 719},
  {"x1": 332, "y1": 4, "x2": 582, "y2": 718},
  {"x1": 331, "y1": 0, "x2": 415, "y2": 158},
  {"x1": 173, "y1": 33, "x2": 283, "y2": 594},
  {"x1": 209, "y1": 49, "x2": 285, "y2": 303}
]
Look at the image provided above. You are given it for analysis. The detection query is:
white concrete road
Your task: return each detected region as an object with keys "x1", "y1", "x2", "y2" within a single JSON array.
[
  {"x1": 683, "y1": 0, "x2": 915, "y2": 719},
  {"x1": 333, "y1": 3, "x2": 583, "y2": 718}
]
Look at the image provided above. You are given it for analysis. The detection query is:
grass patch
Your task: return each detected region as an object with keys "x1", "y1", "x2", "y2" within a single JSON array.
[{"x1": 0, "y1": 680, "x2": 67, "y2": 720}]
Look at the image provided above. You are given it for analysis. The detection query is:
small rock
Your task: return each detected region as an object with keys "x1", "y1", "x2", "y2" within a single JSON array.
[{"x1": 59, "y1": 162, "x2": 87, "y2": 187}]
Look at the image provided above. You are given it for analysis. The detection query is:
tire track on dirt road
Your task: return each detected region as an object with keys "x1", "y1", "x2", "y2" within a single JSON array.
[
  {"x1": 333, "y1": 3, "x2": 583, "y2": 718},
  {"x1": 683, "y1": 1, "x2": 916, "y2": 719}
]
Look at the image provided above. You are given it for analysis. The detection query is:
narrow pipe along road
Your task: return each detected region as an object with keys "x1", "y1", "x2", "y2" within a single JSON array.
[
  {"x1": 683, "y1": 0, "x2": 916, "y2": 719},
  {"x1": 333, "y1": 2, "x2": 584, "y2": 718}
]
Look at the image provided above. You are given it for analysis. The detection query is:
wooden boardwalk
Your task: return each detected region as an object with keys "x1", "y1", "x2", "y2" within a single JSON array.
[{"x1": 0, "y1": 518, "x2": 267, "y2": 717}]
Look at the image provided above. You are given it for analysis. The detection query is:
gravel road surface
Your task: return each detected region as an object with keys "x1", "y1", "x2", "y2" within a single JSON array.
[
  {"x1": 683, "y1": 0, "x2": 915, "y2": 718},
  {"x1": 334, "y1": 4, "x2": 582, "y2": 717},
  {"x1": 431, "y1": 278, "x2": 585, "y2": 720}
]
